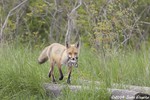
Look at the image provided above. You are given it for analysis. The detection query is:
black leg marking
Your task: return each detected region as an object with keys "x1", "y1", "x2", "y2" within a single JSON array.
[
  {"x1": 49, "y1": 62, "x2": 56, "y2": 83},
  {"x1": 52, "y1": 75, "x2": 56, "y2": 83},
  {"x1": 48, "y1": 71, "x2": 51, "y2": 78},
  {"x1": 59, "y1": 68, "x2": 63, "y2": 80},
  {"x1": 58, "y1": 64, "x2": 64, "y2": 80},
  {"x1": 67, "y1": 72, "x2": 71, "y2": 84}
]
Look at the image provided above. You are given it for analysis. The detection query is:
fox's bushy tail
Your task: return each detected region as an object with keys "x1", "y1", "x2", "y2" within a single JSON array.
[{"x1": 38, "y1": 47, "x2": 48, "y2": 64}]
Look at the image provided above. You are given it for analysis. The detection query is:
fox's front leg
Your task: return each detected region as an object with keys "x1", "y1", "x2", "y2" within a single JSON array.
[
  {"x1": 58, "y1": 64, "x2": 63, "y2": 80},
  {"x1": 67, "y1": 66, "x2": 72, "y2": 84},
  {"x1": 48, "y1": 62, "x2": 56, "y2": 83}
]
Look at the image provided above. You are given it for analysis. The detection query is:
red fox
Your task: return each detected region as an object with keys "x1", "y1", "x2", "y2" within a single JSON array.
[{"x1": 38, "y1": 41, "x2": 80, "y2": 84}]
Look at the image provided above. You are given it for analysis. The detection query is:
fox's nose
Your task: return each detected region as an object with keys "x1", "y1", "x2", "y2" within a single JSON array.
[{"x1": 72, "y1": 58, "x2": 75, "y2": 60}]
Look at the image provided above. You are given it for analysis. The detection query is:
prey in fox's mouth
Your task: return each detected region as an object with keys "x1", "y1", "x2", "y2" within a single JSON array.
[{"x1": 67, "y1": 59, "x2": 78, "y2": 68}]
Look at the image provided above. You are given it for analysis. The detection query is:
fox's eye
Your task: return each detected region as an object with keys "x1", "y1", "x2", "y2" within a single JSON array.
[{"x1": 74, "y1": 52, "x2": 77, "y2": 55}]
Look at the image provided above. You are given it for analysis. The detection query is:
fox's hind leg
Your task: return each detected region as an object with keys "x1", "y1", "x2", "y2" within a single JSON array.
[{"x1": 48, "y1": 60, "x2": 56, "y2": 83}]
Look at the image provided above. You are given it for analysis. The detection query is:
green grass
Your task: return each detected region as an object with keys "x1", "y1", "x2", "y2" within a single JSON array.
[
  {"x1": 0, "y1": 43, "x2": 150, "y2": 99},
  {"x1": 0, "y1": 43, "x2": 48, "y2": 99}
]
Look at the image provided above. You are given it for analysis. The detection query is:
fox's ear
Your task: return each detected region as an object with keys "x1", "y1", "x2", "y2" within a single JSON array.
[
  {"x1": 75, "y1": 41, "x2": 80, "y2": 48},
  {"x1": 66, "y1": 41, "x2": 70, "y2": 48}
]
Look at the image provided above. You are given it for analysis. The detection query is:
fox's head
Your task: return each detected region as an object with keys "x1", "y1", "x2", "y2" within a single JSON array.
[{"x1": 66, "y1": 41, "x2": 80, "y2": 67}]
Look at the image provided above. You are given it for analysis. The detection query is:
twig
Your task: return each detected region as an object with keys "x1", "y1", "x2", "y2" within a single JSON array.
[
  {"x1": 65, "y1": 0, "x2": 82, "y2": 43},
  {"x1": 70, "y1": 0, "x2": 82, "y2": 15},
  {"x1": 0, "y1": 0, "x2": 28, "y2": 41},
  {"x1": 140, "y1": 21, "x2": 150, "y2": 25},
  {"x1": 43, "y1": 0, "x2": 51, "y2": 7}
]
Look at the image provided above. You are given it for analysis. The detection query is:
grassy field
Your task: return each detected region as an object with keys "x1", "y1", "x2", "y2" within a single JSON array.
[{"x1": 0, "y1": 43, "x2": 150, "y2": 100}]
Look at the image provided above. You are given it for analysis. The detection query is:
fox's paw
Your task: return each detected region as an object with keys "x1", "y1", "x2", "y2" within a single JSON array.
[
  {"x1": 48, "y1": 72, "x2": 51, "y2": 78},
  {"x1": 59, "y1": 75, "x2": 64, "y2": 80},
  {"x1": 52, "y1": 78, "x2": 57, "y2": 83},
  {"x1": 67, "y1": 79, "x2": 71, "y2": 84},
  {"x1": 52, "y1": 80, "x2": 57, "y2": 84}
]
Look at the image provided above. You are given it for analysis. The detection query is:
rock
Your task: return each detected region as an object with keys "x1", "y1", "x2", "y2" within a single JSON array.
[{"x1": 43, "y1": 82, "x2": 150, "y2": 100}]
